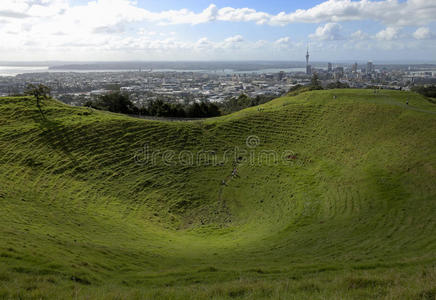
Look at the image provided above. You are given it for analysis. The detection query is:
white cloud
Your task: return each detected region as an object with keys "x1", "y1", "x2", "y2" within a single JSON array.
[
  {"x1": 138, "y1": 29, "x2": 157, "y2": 36},
  {"x1": 413, "y1": 27, "x2": 434, "y2": 40},
  {"x1": 273, "y1": 37, "x2": 292, "y2": 50},
  {"x1": 224, "y1": 35, "x2": 244, "y2": 43},
  {"x1": 146, "y1": 0, "x2": 436, "y2": 27},
  {"x1": 2, "y1": 0, "x2": 436, "y2": 28},
  {"x1": 269, "y1": 0, "x2": 436, "y2": 27},
  {"x1": 195, "y1": 37, "x2": 213, "y2": 50},
  {"x1": 351, "y1": 30, "x2": 370, "y2": 40},
  {"x1": 216, "y1": 6, "x2": 270, "y2": 25},
  {"x1": 376, "y1": 27, "x2": 401, "y2": 41},
  {"x1": 254, "y1": 40, "x2": 268, "y2": 48},
  {"x1": 0, "y1": 0, "x2": 435, "y2": 60},
  {"x1": 309, "y1": 23, "x2": 343, "y2": 40},
  {"x1": 0, "y1": 0, "x2": 69, "y2": 19},
  {"x1": 218, "y1": 35, "x2": 244, "y2": 50},
  {"x1": 275, "y1": 37, "x2": 291, "y2": 45}
]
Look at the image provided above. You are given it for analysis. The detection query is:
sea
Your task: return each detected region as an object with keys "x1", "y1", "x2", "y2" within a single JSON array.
[
  {"x1": 0, "y1": 65, "x2": 306, "y2": 77},
  {"x1": 0, "y1": 66, "x2": 50, "y2": 77}
]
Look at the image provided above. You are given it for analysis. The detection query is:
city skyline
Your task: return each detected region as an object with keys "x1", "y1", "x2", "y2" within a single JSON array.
[{"x1": 0, "y1": 0, "x2": 436, "y2": 61}]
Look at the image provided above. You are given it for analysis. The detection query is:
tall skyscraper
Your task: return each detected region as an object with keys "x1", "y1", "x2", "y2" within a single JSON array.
[
  {"x1": 352, "y1": 62, "x2": 358, "y2": 73},
  {"x1": 366, "y1": 61, "x2": 374, "y2": 74},
  {"x1": 328, "y1": 62, "x2": 332, "y2": 73}
]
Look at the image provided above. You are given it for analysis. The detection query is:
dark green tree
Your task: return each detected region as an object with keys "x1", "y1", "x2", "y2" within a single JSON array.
[
  {"x1": 187, "y1": 103, "x2": 203, "y2": 117},
  {"x1": 411, "y1": 85, "x2": 436, "y2": 98},
  {"x1": 25, "y1": 84, "x2": 51, "y2": 112},
  {"x1": 310, "y1": 73, "x2": 323, "y2": 90},
  {"x1": 207, "y1": 103, "x2": 221, "y2": 117},
  {"x1": 326, "y1": 81, "x2": 350, "y2": 89},
  {"x1": 90, "y1": 92, "x2": 137, "y2": 114}
]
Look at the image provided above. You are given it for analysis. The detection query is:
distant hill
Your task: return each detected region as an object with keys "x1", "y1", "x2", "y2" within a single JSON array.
[{"x1": 0, "y1": 89, "x2": 435, "y2": 299}]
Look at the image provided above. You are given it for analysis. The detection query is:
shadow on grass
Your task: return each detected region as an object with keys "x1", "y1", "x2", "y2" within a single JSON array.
[{"x1": 32, "y1": 109, "x2": 80, "y2": 168}]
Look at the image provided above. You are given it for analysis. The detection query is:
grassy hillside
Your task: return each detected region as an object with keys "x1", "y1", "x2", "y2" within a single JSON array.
[{"x1": 0, "y1": 89, "x2": 435, "y2": 299}]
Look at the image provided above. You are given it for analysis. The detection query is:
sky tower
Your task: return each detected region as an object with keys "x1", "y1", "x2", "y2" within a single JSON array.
[
  {"x1": 306, "y1": 46, "x2": 310, "y2": 66},
  {"x1": 306, "y1": 44, "x2": 312, "y2": 75}
]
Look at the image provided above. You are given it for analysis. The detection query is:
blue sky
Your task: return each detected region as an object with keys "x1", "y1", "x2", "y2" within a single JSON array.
[
  {"x1": 133, "y1": 1, "x2": 350, "y2": 47},
  {"x1": 0, "y1": 0, "x2": 435, "y2": 61},
  {"x1": 140, "y1": 0, "x2": 325, "y2": 12}
]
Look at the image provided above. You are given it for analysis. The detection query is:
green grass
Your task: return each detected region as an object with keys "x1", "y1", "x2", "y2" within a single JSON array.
[{"x1": 0, "y1": 89, "x2": 435, "y2": 299}]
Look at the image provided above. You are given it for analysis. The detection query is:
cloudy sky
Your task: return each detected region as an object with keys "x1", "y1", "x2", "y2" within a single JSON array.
[{"x1": 1, "y1": 0, "x2": 436, "y2": 62}]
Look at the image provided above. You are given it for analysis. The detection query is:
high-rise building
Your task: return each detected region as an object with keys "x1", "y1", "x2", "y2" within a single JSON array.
[
  {"x1": 366, "y1": 61, "x2": 374, "y2": 74},
  {"x1": 352, "y1": 62, "x2": 358, "y2": 73},
  {"x1": 328, "y1": 62, "x2": 332, "y2": 72},
  {"x1": 334, "y1": 67, "x2": 344, "y2": 79},
  {"x1": 306, "y1": 45, "x2": 312, "y2": 75}
]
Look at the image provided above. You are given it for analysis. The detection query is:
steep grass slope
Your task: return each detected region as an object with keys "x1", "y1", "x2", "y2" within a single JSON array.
[{"x1": 0, "y1": 89, "x2": 435, "y2": 299}]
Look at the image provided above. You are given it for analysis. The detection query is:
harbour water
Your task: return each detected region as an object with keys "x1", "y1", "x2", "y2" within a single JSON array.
[
  {"x1": 0, "y1": 66, "x2": 50, "y2": 77},
  {"x1": 0, "y1": 65, "x2": 307, "y2": 77}
]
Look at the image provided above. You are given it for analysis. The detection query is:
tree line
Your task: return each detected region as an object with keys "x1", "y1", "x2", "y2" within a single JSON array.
[
  {"x1": 218, "y1": 94, "x2": 277, "y2": 114},
  {"x1": 411, "y1": 85, "x2": 436, "y2": 99},
  {"x1": 83, "y1": 92, "x2": 284, "y2": 118},
  {"x1": 286, "y1": 74, "x2": 350, "y2": 97},
  {"x1": 84, "y1": 93, "x2": 221, "y2": 118}
]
